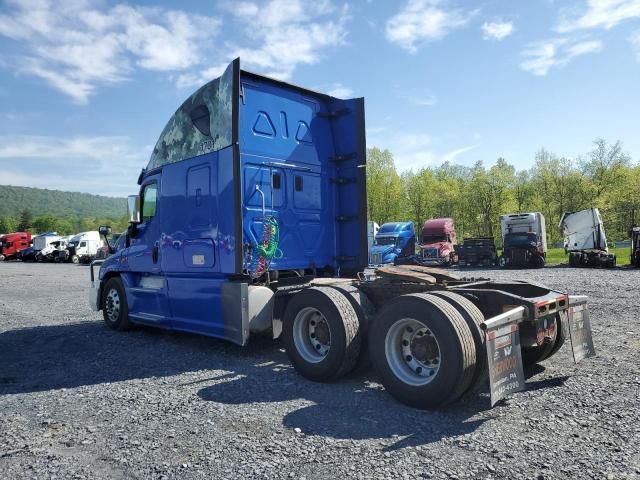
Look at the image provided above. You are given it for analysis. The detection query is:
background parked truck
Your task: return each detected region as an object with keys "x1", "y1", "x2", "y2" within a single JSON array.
[
  {"x1": 499, "y1": 213, "x2": 547, "y2": 268},
  {"x1": 368, "y1": 221, "x2": 415, "y2": 265},
  {"x1": 560, "y1": 208, "x2": 616, "y2": 267},
  {"x1": 456, "y1": 237, "x2": 498, "y2": 267},
  {"x1": 0, "y1": 232, "x2": 31, "y2": 261},
  {"x1": 57, "y1": 231, "x2": 102, "y2": 264},
  {"x1": 417, "y1": 218, "x2": 457, "y2": 266}
]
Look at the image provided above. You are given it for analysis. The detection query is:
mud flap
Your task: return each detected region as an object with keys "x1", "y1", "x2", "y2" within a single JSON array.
[
  {"x1": 567, "y1": 295, "x2": 595, "y2": 363},
  {"x1": 483, "y1": 307, "x2": 526, "y2": 406}
]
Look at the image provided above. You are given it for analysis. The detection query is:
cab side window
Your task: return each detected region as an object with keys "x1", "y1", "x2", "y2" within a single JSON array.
[{"x1": 142, "y1": 183, "x2": 158, "y2": 222}]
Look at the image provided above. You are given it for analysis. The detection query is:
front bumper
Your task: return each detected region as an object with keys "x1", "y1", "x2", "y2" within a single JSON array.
[
  {"x1": 88, "y1": 260, "x2": 104, "y2": 311},
  {"x1": 419, "y1": 256, "x2": 447, "y2": 265}
]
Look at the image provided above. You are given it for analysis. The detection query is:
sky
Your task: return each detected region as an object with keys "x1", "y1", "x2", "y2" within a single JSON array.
[{"x1": 1, "y1": 0, "x2": 640, "y2": 197}]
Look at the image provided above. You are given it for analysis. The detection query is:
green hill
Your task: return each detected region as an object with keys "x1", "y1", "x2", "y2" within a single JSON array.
[{"x1": 0, "y1": 185, "x2": 126, "y2": 218}]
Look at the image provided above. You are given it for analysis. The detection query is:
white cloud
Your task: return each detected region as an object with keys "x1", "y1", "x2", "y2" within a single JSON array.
[
  {"x1": 399, "y1": 91, "x2": 437, "y2": 107},
  {"x1": 386, "y1": 0, "x2": 476, "y2": 52},
  {"x1": 0, "y1": 1, "x2": 221, "y2": 103},
  {"x1": 176, "y1": 0, "x2": 350, "y2": 89},
  {"x1": 442, "y1": 145, "x2": 478, "y2": 162},
  {"x1": 0, "y1": 134, "x2": 147, "y2": 196},
  {"x1": 481, "y1": 20, "x2": 514, "y2": 41},
  {"x1": 520, "y1": 38, "x2": 603, "y2": 76},
  {"x1": 367, "y1": 131, "x2": 477, "y2": 171},
  {"x1": 557, "y1": 0, "x2": 640, "y2": 32},
  {"x1": 326, "y1": 83, "x2": 354, "y2": 98},
  {"x1": 630, "y1": 30, "x2": 640, "y2": 60}
]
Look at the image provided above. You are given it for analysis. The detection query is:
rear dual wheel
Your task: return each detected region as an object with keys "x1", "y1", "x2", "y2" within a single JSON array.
[
  {"x1": 282, "y1": 287, "x2": 361, "y2": 382},
  {"x1": 369, "y1": 293, "x2": 477, "y2": 409},
  {"x1": 521, "y1": 310, "x2": 569, "y2": 368}
]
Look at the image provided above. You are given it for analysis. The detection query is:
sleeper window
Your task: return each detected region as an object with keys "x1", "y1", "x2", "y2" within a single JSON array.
[{"x1": 142, "y1": 183, "x2": 158, "y2": 222}]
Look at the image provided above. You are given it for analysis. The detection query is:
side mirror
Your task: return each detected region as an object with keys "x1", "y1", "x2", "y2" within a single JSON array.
[
  {"x1": 127, "y1": 195, "x2": 141, "y2": 224},
  {"x1": 99, "y1": 225, "x2": 112, "y2": 254}
]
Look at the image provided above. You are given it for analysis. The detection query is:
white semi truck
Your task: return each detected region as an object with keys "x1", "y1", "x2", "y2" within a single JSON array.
[
  {"x1": 59, "y1": 231, "x2": 102, "y2": 264},
  {"x1": 559, "y1": 208, "x2": 616, "y2": 268},
  {"x1": 499, "y1": 212, "x2": 547, "y2": 268}
]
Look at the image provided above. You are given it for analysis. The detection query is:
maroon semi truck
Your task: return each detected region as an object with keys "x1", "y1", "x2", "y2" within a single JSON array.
[
  {"x1": 418, "y1": 218, "x2": 457, "y2": 266},
  {"x1": 0, "y1": 232, "x2": 32, "y2": 261}
]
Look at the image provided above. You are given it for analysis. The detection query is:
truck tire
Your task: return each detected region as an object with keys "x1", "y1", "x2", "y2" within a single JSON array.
[
  {"x1": 521, "y1": 316, "x2": 558, "y2": 368},
  {"x1": 546, "y1": 310, "x2": 569, "y2": 359},
  {"x1": 71, "y1": 254, "x2": 79, "y2": 264},
  {"x1": 532, "y1": 255, "x2": 545, "y2": 269},
  {"x1": 429, "y1": 291, "x2": 487, "y2": 394},
  {"x1": 329, "y1": 285, "x2": 375, "y2": 371},
  {"x1": 0, "y1": 254, "x2": 5, "y2": 261},
  {"x1": 101, "y1": 277, "x2": 132, "y2": 331},
  {"x1": 498, "y1": 256, "x2": 507, "y2": 268},
  {"x1": 369, "y1": 293, "x2": 476, "y2": 409},
  {"x1": 282, "y1": 286, "x2": 361, "y2": 382}
]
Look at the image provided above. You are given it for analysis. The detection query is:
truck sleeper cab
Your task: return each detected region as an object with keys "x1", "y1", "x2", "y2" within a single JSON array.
[
  {"x1": 560, "y1": 208, "x2": 616, "y2": 268},
  {"x1": 90, "y1": 59, "x2": 594, "y2": 410},
  {"x1": 499, "y1": 213, "x2": 547, "y2": 269}
]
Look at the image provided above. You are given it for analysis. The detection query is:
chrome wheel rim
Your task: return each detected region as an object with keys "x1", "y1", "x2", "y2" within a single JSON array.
[
  {"x1": 292, "y1": 307, "x2": 331, "y2": 363},
  {"x1": 105, "y1": 288, "x2": 121, "y2": 323},
  {"x1": 385, "y1": 318, "x2": 441, "y2": 386}
]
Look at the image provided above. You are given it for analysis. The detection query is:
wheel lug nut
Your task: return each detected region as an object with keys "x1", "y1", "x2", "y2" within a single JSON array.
[
  {"x1": 416, "y1": 366, "x2": 422, "y2": 374},
  {"x1": 402, "y1": 340, "x2": 409, "y2": 346},
  {"x1": 315, "y1": 344, "x2": 321, "y2": 350},
  {"x1": 310, "y1": 320, "x2": 316, "y2": 326},
  {"x1": 405, "y1": 326, "x2": 413, "y2": 333},
  {"x1": 405, "y1": 355, "x2": 412, "y2": 362},
  {"x1": 310, "y1": 333, "x2": 316, "y2": 339}
]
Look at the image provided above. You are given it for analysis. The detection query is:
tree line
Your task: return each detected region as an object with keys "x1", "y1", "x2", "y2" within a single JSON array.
[
  {"x1": 0, "y1": 209, "x2": 129, "y2": 236},
  {"x1": 367, "y1": 139, "x2": 639, "y2": 244},
  {"x1": 2, "y1": 138, "x2": 637, "y2": 245}
]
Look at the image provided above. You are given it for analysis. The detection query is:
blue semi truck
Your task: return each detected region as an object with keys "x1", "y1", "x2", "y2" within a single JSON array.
[
  {"x1": 368, "y1": 221, "x2": 415, "y2": 265},
  {"x1": 90, "y1": 59, "x2": 594, "y2": 409}
]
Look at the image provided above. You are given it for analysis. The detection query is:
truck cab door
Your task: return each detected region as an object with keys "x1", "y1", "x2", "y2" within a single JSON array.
[{"x1": 125, "y1": 176, "x2": 170, "y2": 325}]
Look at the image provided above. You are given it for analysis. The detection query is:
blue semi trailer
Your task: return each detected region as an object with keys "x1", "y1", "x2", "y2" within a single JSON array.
[
  {"x1": 90, "y1": 59, "x2": 595, "y2": 409},
  {"x1": 368, "y1": 221, "x2": 416, "y2": 265}
]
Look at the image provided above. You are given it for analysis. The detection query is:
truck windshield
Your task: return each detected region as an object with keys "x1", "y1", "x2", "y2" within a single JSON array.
[
  {"x1": 423, "y1": 235, "x2": 446, "y2": 243},
  {"x1": 374, "y1": 236, "x2": 398, "y2": 246},
  {"x1": 505, "y1": 232, "x2": 537, "y2": 248}
]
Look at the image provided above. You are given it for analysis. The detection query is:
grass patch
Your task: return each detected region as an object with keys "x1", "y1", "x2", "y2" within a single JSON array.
[{"x1": 545, "y1": 246, "x2": 631, "y2": 265}]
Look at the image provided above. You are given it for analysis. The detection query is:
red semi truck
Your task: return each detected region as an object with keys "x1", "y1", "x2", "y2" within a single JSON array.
[
  {"x1": 0, "y1": 232, "x2": 32, "y2": 261},
  {"x1": 418, "y1": 218, "x2": 457, "y2": 266}
]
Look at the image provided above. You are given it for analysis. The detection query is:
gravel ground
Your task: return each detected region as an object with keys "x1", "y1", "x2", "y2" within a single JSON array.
[{"x1": 1, "y1": 262, "x2": 639, "y2": 479}]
